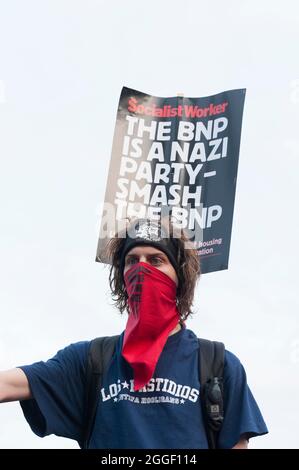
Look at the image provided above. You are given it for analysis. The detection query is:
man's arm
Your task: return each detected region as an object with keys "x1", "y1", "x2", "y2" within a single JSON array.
[
  {"x1": 232, "y1": 437, "x2": 249, "y2": 449},
  {"x1": 0, "y1": 368, "x2": 32, "y2": 403}
]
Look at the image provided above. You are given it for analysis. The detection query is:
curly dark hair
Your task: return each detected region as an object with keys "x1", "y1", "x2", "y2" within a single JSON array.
[{"x1": 104, "y1": 217, "x2": 201, "y2": 321}]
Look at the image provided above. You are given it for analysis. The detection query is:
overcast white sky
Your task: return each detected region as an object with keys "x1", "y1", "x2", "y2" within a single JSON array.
[{"x1": 0, "y1": 0, "x2": 298, "y2": 449}]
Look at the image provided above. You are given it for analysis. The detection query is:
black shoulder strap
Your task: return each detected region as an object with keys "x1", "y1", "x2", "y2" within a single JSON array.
[
  {"x1": 198, "y1": 338, "x2": 225, "y2": 449},
  {"x1": 81, "y1": 335, "x2": 119, "y2": 449}
]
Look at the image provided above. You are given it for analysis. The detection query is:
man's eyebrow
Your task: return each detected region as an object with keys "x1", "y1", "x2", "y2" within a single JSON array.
[
  {"x1": 125, "y1": 252, "x2": 166, "y2": 259},
  {"x1": 125, "y1": 253, "x2": 136, "y2": 259},
  {"x1": 149, "y1": 253, "x2": 166, "y2": 257}
]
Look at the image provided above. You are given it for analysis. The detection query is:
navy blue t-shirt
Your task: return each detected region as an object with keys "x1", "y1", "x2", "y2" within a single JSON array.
[{"x1": 19, "y1": 326, "x2": 268, "y2": 448}]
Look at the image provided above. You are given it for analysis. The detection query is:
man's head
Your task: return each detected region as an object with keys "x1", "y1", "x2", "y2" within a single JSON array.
[
  {"x1": 105, "y1": 217, "x2": 201, "y2": 321},
  {"x1": 123, "y1": 245, "x2": 179, "y2": 287}
]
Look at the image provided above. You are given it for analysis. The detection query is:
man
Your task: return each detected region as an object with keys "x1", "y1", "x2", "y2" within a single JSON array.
[{"x1": 0, "y1": 217, "x2": 268, "y2": 448}]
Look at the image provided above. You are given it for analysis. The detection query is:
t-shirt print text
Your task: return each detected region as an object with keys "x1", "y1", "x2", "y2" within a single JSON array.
[{"x1": 101, "y1": 377, "x2": 200, "y2": 405}]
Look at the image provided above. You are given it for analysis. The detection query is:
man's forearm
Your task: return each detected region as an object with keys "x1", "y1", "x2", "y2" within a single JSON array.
[
  {"x1": 232, "y1": 437, "x2": 249, "y2": 449},
  {"x1": 0, "y1": 368, "x2": 32, "y2": 403}
]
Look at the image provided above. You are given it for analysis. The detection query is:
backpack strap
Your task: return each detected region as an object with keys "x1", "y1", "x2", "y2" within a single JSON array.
[
  {"x1": 198, "y1": 338, "x2": 225, "y2": 449},
  {"x1": 81, "y1": 335, "x2": 120, "y2": 449}
]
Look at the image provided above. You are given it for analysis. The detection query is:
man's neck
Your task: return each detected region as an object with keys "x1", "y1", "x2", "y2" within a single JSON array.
[{"x1": 169, "y1": 322, "x2": 182, "y2": 336}]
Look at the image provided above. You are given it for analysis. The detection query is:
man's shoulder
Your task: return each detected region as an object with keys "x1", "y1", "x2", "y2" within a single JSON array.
[
  {"x1": 195, "y1": 336, "x2": 245, "y2": 378},
  {"x1": 224, "y1": 349, "x2": 242, "y2": 366},
  {"x1": 56, "y1": 340, "x2": 92, "y2": 357},
  {"x1": 222, "y1": 348, "x2": 247, "y2": 383},
  {"x1": 48, "y1": 340, "x2": 92, "y2": 373}
]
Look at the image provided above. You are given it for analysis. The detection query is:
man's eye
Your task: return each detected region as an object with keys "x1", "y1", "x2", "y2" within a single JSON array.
[
  {"x1": 126, "y1": 258, "x2": 136, "y2": 265},
  {"x1": 151, "y1": 257, "x2": 162, "y2": 264}
]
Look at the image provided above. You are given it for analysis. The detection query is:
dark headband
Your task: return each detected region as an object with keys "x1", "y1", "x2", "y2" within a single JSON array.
[{"x1": 119, "y1": 218, "x2": 180, "y2": 279}]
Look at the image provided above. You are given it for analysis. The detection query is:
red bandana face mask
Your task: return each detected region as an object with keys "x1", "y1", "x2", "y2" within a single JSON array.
[{"x1": 121, "y1": 261, "x2": 180, "y2": 391}]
